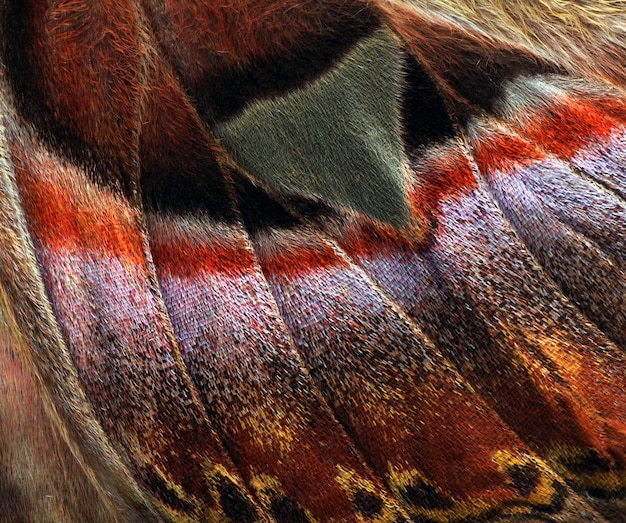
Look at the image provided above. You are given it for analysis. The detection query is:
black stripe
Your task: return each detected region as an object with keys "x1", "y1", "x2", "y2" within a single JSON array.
[
  {"x1": 154, "y1": 8, "x2": 381, "y2": 123},
  {"x1": 400, "y1": 53, "x2": 456, "y2": 150}
]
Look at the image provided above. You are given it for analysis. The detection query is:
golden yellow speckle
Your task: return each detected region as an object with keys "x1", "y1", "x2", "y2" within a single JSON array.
[
  {"x1": 493, "y1": 450, "x2": 561, "y2": 512},
  {"x1": 335, "y1": 465, "x2": 402, "y2": 522},
  {"x1": 250, "y1": 473, "x2": 318, "y2": 523},
  {"x1": 546, "y1": 446, "x2": 626, "y2": 495}
]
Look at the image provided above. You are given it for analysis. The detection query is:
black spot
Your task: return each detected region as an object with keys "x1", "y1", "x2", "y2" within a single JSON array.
[
  {"x1": 400, "y1": 480, "x2": 454, "y2": 510},
  {"x1": 215, "y1": 475, "x2": 259, "y2": 523},
  {"x1": 233, "y1": 173, "x2": 334, "y2": 236},
  {"x1": 444, "y1": 44, "x2": 560, "y2": 113},
  {"x1": 508, "y1": 463, "x2": 542, "y2": 497},
  {"x1": 234, "y1": 176, "x2": 302, "y2": 235},
  {"x1": 139, "y1": 469, "x2": 195, "y2": 513},
  {"x1": 353, "y1": 489, "x2": 384, "y2": 517},
  {"x1": 410, "y1": 516, "x2": 439, "y2": 523},
  {"x1": 270, "y1": 493, "x2": 311, "y2": 523},
  {"x1": 400, "y1": 53, "x2": 455, "y2": 151},
  {"x1": 559, "y1": 450, "x2": 613, "y2": 476},
  {"x1": 587, "y1": 486, "x2": 626, "y2": 500},
  {"x1": 287, "y1": 195, "x2": 335, "y2": 225},
  {"x1": 0, "y1": 470, "x2": 30, "y2": 523}
]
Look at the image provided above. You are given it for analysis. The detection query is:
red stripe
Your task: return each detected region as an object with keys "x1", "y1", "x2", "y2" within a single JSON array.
[
  {"x1": 260, "y1": 236, "x2": 347, "y2": 277},
  {"x1": 472, "y1": 131, "x2": 545, "y2": 172},
  {"x1": 342, "y1": 146, "x2": 478, "y2": 260},
  {"x1": 520, "y1": 96, "x2": 618, "y2": 159},
  {"x1": 11, "y1": 142, "x2": 144, "y2": 264},
  {"x1": 150, "y1": 233, "x2": 254, "y2": 277}
]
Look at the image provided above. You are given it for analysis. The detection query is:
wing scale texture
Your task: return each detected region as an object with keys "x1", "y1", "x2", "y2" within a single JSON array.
[{"x1": 0, "y1": 1, "x2": 625, "y2": 521}]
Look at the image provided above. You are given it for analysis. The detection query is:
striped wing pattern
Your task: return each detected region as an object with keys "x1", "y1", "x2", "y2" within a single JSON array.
[{"x1": 0, "y1": 1, "x2": 625, "y2": 522}]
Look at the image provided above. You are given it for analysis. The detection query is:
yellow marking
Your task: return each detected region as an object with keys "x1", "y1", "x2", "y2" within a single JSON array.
[
  {"x1": 250, "y1": 473, "x2": 318, "y2": 523},
  {"x1": 240, "y1": 406, "x2": 298, "y2": 455},
  {"x1": 357, "y1": 382, "x2": 411, "y2": 437},
  {"x1": 493, "y1": 450, "x2": 561, "y2": 512},
  {"x1": 387, "y1": 452, "x2": 564, "y2": 523},
  {"x1": 335, "y1": 465, "x2": 401, "y2": 522},
  {"x1": 546, "y1": 446, "x2": 626, "y2": 495},
  {"x1": 531, "y1": 332, "x2": 585, "y2": 383}
]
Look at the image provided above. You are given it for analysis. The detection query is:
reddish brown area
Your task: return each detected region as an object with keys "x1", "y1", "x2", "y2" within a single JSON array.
[
  {"x1": 265, "y1": 246, "x2": 534, "y2": 504},
  {"x1": 26, "y1": 0, "x2": 144, "y2": 168},
  {"x1": 152, "y1": 225, "x2": 392, "y2": 519},
  {"x1": 347, "y1": 370, "x2": 525, "y2": 502},
  {"x1": 12, "y1": 138, "x2": 246, "y2": 514},
  {"x1": 472, "y1": 131, "x2": 545, "y2": 173},
  {"x1": 139, "y1": 0, "x2": 370, "y2": 82},
  {"x1": 230, "y1": 408, "x2": 368, "y2": 520},
  {"x1": 409, "y1": 148, "x2": 478, "y2": 216},
  {"x1": 579, "y1": 95, "x2": 626, "y2": 123},
  {"x1": 468, "y1": 345, "x2": 615, "y2": 455},
  {"x1": 522, "y1": 96, "x2": 619, "y2": 159},
  {"x1": 259, "y1": 235, "x2": 348, "y2": 277},
  {"x1": 555, "y1": 341, "x2": 626, "y2": 453},
  {"x1": 139, "y1": 60, "x2": 223, "y2": 180},
  {"x1": 339, "y1": 218, "x2": 422, "y2": 260},
  {"x1": 151, "y1": 424, "x2": 224, "y2": 504},
  {"x1": 337, "y1": 217, "x2": 617, "y2": 461},
  {"x1": 11, "y1": 139, "x2": 145, "y2": 264},
  {"x1": 149, "y1": 224, "x2": 255, "y2": 278}
]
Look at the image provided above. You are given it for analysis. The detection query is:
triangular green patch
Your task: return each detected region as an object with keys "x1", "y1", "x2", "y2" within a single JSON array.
[{"x1": 216, "y1": 29, "x2": 410, "y2": 227}]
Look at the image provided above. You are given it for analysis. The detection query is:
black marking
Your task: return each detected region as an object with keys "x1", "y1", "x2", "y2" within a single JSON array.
[
  {"x1": 0, "y1": 470, "x2": 30, "y2": 523},
  {"x1": 235, "y1": 176, "x2": 302, "y2": 235},
  {"x1": 409, "y1": 516, "x2": 439, "y2": 523},
  {"x1": 400, "y1": 480, "x2": 454, "y2": 510},
  {"x1": 586, "y1": 486, "x2": 626, "y2": 500},
  {"x1": 270, "y1": 492, "x2": 311, "y2": 523},
  {"x1": 354, "y1": 489, "x2": 384, "y2": 517},
  {"x1": 400, "y1": 53, "x2": 456, "y2": 151},
  {"x1": 216, "y1": 475, "x2": 259, "y2": 523},
  {"x1": 173, "y1": 10, "x2": 381, "y2": 123},
  {"x1": 444, "y1": 44, "x2": 559, "y2": 113},
  {"x1": 140, "y1": 468, "x2": 195, "y2": 513},
  {"x1": 233, "y1": 173, "x2": 335, "y2": 237},
  {"x1": 508, "y1": 463, "x2": 541, "y2": 497},
  {"x1": 559, "y1": 450, "x2": 614, "y2": 476},
  {"x1": 140, "y1": 153, "x2": 235, "y2": 222}
]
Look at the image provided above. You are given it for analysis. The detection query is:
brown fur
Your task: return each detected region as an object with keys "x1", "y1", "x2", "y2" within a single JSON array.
[
  {"x1": 384, "y1": 0, "x2": 626, "y2": 86},
  {"x1": 0, "y1": 294, "x2": 123, "y2": 523}
]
